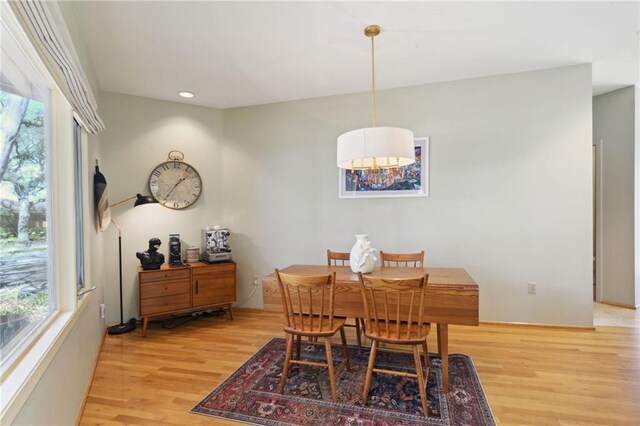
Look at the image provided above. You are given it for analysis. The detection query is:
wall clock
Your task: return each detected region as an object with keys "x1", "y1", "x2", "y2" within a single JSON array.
[{"x1": 148, "y1": 151, "x2": 202, "y2": 209}]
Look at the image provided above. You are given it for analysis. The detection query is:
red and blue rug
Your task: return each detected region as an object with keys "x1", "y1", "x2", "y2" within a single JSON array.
[{"x1": 191, "y1": 337, "x2": 495, "y2": 425}]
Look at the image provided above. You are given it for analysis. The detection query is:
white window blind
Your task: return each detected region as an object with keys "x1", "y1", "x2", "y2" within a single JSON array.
[{"x1": 8, "y1": 0, "x2": 105, "y2": 135}]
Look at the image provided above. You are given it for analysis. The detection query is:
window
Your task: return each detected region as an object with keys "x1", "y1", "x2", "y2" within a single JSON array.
[{"x1": 0, "y1": 21, "x2": 55, "y2": 364}]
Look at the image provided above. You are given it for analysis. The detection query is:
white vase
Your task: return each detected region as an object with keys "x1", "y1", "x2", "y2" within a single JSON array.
[{"x1": 349, "y1": 234, "x2": 377, "y2": 274}]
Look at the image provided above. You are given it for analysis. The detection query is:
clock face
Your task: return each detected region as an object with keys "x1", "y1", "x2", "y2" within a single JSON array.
[{"x1": 148, "y1": 161, "x2": 202, "y2": 209}]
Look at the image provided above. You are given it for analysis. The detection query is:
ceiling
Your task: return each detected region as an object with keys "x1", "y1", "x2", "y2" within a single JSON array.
[{"x1": 70, "y1": 1, "x2": 639, "y2": 109}]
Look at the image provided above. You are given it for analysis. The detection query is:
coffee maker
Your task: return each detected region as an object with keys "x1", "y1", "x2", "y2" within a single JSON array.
[
  {"x1": 168, "y1": 233, "x2": 182, "y2": 266},
  {"x1": 202, "y1": 227, "x2": 232, "y2": 263}
]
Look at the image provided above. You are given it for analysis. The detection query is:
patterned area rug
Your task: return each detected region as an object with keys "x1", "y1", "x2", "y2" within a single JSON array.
[{"x1": 192, "y1": 338, "x2": 495, "y2": 425}]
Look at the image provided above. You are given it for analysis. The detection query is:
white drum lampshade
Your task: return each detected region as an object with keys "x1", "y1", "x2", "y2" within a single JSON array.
[{"x1": 337, "y1": 127, "x2": 415, "y2": 169}]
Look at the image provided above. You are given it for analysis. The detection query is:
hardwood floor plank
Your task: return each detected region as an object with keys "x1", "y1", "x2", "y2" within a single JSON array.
[
  {"x1": 112, "y1": 414, "x2": 183, "y2": 426},
  {"x1": 79, "y1": 309, "x2": 640, "y2": 425}
]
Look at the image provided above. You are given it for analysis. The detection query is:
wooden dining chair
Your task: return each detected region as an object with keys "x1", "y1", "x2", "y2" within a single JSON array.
[
  {"x1": 327, "y1": 250, "x2": 364, "y2": 347},
  {"x1": 358, "y1": 272, "x2": 431, "y2": 416},
  {"x1": 379, "y1": 250, "x2": 425, "y2": 268},
  {"x1": 326, "y1": 249, "x2": 350, "y2": 266},
  {"x1": 275, "y1": 269, "x2": 351, "y2": 401}
]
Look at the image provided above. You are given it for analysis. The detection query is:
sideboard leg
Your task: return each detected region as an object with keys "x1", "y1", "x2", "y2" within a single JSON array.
[
  {"x1": 227, "y1": 304, "x2": 234, "y2": 320},
  {"x1": 142, "y1": 317, "x2": 148, "y2": 337}
]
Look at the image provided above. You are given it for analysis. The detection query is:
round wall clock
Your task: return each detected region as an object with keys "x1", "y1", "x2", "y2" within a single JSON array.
[{"x1": 148, "y1": 151, "x2": 202, "y2": 210}]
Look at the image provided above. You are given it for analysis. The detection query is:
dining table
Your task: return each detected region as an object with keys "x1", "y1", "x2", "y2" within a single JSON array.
[{"x1": 262, "y1": 264, "x2": 479, "y2": 393}]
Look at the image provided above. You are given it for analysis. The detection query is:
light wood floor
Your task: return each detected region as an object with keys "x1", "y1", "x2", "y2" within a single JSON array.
[
  {"x1": 594, "y1": 302, "x2": 640, "y2": 328},
  {"x1": 80, "y1": 308, "x2": 640, "y2": 425}
]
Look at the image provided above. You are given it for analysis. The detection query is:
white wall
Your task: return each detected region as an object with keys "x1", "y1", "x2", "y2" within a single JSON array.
[
  {"x1": 223, "y1": 65, "x2": 594, "y2": 326},
  {"x1": 99, "y1": 92, "x2": 225, "y2": 324},
  {"x1": 593, "y1": 86, "x2": 636, "y2": 307}
]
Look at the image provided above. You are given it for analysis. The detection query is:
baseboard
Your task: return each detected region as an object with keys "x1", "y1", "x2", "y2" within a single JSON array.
[
  {"x1": 600, "y1": 300, "x2": 637, "y2": 310},
  {"x1": 479, "y1": 321, "x2": 595, "y2": 331},
  {"x1": 75, "y1": 328, "x2": 107, "y2": 426}
]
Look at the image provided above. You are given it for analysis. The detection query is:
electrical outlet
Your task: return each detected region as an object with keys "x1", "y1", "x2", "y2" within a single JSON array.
[
  {"x1": 253, "y1": 275, "x2": 259, "y2": 286},
  {"x1": 99, "y1": 303, "x2": 105, "y2": 319},
  {"x1": 528, "y1": 282, "x2": 537, "y2": 295}
]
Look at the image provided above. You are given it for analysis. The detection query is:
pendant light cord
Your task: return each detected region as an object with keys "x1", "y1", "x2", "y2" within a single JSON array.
[{"x1": 371, "y1": 34, "x2": 376, "y2": 127}]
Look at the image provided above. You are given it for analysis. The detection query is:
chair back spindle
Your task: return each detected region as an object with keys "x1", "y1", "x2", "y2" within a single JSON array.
[
  {"x1": 379, "y1": 250, "x2": 425, "y2": 268},
  {"x1": 358, "y1": 272, "x2": 429, "y2": 342},
  {"x1": 275, "y1": 269, "x2": 336, "y2": 334},
  {"x1": 327, "y1": 250, "x2": 350, "y2": 266}
]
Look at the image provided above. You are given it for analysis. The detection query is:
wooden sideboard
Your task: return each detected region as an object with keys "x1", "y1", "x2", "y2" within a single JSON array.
[{"x1": 138, "y1": 261, "x2": 236, "y2": 336}]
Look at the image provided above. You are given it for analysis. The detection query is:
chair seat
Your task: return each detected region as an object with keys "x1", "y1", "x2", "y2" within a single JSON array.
[
  {"x1": 284, "y1": 316, "x2": 347, "y2": 337},
  {"x1": 364, "y1": 322, "x2": 431, "y2": 343}
]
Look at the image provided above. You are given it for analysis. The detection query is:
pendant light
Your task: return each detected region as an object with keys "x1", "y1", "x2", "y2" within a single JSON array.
[{"x1": 337, "y1": 25, "x2": 415, "y2": 170}]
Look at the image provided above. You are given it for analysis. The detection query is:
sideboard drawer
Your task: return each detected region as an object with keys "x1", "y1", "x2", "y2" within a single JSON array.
[
  {"x1": 140, "y1": 268, "x2": 190, "y2": 283},
  {"x1": 140, "y1": 279, "x2": 190, "y2": 300},
  {"x1": 141, "y1": 293, "x2": 190, "y2": 316},
  {"x1": 193, "y1": 263, "x2": 235, "y2": 276}
]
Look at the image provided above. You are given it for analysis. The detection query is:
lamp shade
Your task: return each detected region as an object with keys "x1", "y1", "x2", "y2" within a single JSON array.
[
  {"x1": 337, "y1": 127, "x2": 415, "y2": 169},
  {"x1": 133, "y1": 193, "x2": 158, "y2": 207}
]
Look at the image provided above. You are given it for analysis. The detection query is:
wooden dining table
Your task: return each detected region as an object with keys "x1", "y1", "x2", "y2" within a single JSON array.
[{"x1": 262, "y1": 264, "x2": 479, "y2": 393}]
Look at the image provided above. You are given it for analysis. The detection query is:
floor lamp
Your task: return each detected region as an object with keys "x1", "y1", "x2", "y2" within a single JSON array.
[{"x1": 107, "y1": 193, "x2": 158, "y2": 335}]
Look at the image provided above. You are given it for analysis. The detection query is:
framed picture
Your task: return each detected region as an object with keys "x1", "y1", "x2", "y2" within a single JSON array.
[{"x1": 338, "y1": 137, "x2": 429, "y2": 199}]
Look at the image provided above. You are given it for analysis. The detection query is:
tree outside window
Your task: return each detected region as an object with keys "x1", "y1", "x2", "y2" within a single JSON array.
[{"x1": 0, "y1": 89, "x2": 52, "y2": 359}]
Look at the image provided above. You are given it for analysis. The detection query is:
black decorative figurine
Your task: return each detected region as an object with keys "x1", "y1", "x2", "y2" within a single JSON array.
[{"x1": 136, "y1": 237, "x2": 165, "y2": 270}]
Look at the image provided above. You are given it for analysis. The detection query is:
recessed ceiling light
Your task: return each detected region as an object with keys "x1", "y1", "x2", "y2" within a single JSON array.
[{"x1": 178, "y1": 91, "x2": 195, "y2": 99}]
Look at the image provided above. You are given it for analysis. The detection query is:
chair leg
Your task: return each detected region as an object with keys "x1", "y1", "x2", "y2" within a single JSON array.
[
  {"x1": 360, "y1": 318, "x2": 367, "y2": 346},
  {"x1": 355, "y1": 318, "x2": 362, "y2": 348},
  {"x1": 295, "y1": 335, "x2": 301, "y2": 360},
  {"x1": 339, "y1": 327, "x2": 351, "y2": 371},
  {"x1": 362, "y1": 340, "x2": 378, "y2": 406},
  {"x1": 279, "y1": 334, "x2": 294, "y2": 394},
  {"x1": 412, "y1": 345, "x2": 429, "y2": 416},
  {"x1": 422, "y1": 341, "x2": 430, "y2": 382},
  {"x1": 324, "y1": 337, "x2": 338, "y2": 401}
]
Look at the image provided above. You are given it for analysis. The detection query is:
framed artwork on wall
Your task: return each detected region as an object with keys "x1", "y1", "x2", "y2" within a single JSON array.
[{"x1": 338, "y1": 137, "x2": 429, "y2": 199}]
